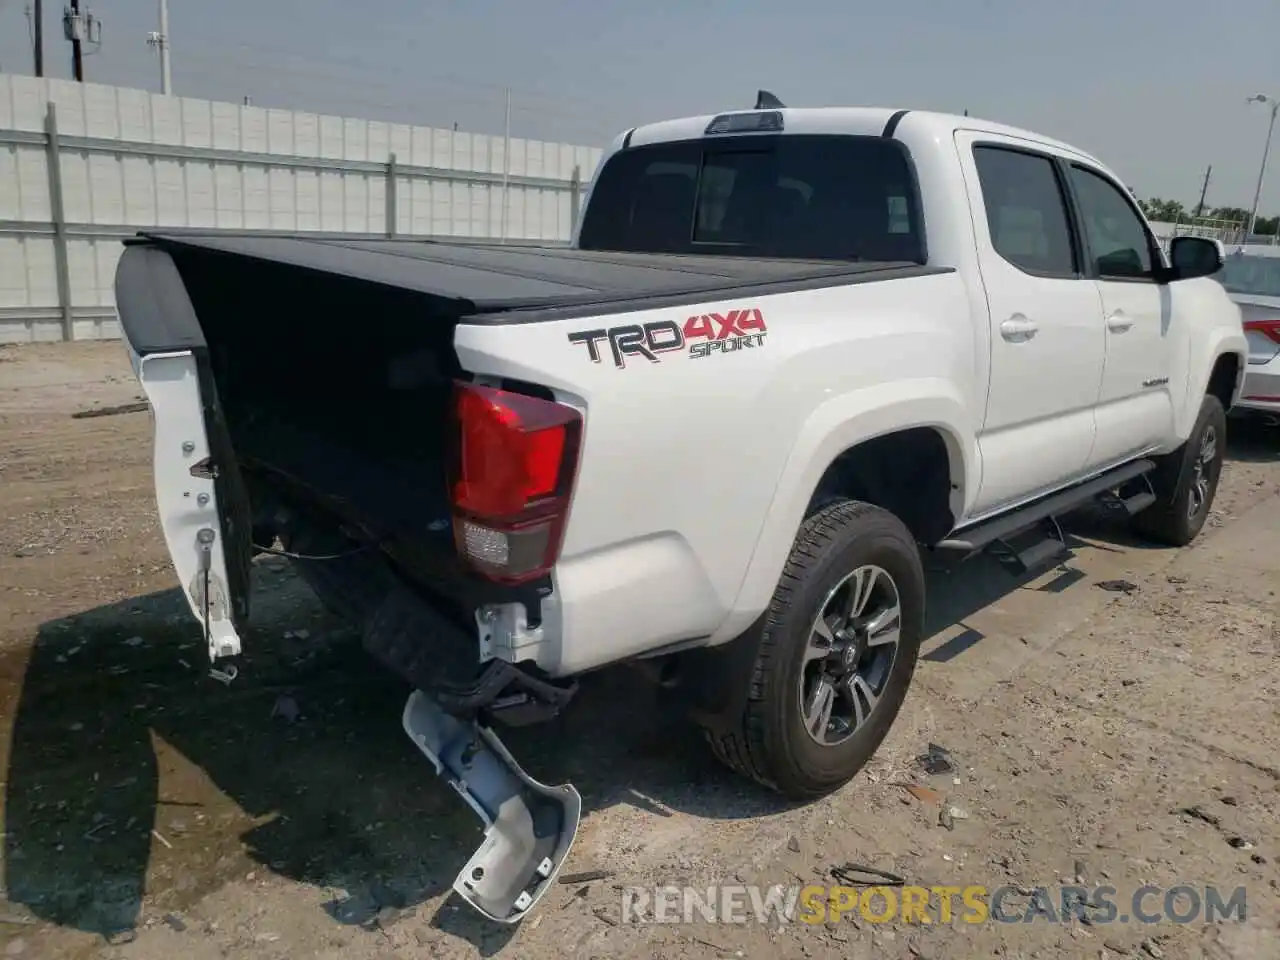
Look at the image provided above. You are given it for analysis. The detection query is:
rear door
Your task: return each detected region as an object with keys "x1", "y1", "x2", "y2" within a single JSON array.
[
  {"x1": 956, "y1": 134, "x2": 1107, "y2": 515},
  {"x1": 1064, "y1": 162, "x2": 1174, "y2": 466}
]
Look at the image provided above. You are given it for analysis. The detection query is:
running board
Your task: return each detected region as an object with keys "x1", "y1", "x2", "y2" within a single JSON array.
[
  {"x1": 402, "y1": 691, "x2": 581, "y2": 924},
  {"x1": 984, "y1": 517, "x2": 1068, "y2": 576},
  {"x1": 938, "y1": 459, "x2": 1156, "y2": 571},
  {"x1": 1095, "y1": 472, "x2": 1157, "y2": 520}
]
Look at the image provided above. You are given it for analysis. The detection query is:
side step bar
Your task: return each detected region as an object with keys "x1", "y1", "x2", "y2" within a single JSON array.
[{"x1": 938, "y1": 459, "x2": 1156, "y2": 575}]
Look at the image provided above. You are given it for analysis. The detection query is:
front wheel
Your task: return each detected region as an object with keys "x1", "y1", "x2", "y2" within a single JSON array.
[
  {"x1": 1132, "y1": 394, "x2": 1226, "y2": 547},
  {"x1": 700, "y1": 499, "x2": 925, "y2": 799}
]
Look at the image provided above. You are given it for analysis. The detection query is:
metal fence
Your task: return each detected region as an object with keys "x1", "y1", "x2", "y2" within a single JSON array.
[
  {"x1": 0, "y1": 75, "x2": 603, "y2": 344},
  {"x1": 1148, "y1": 216, "x2": 1280, "y2": 249}
]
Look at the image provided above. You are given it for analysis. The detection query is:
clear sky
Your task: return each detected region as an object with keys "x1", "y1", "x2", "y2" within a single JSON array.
[{"x1": 2, "y1": 0, "x2": 1278, "y2": 211}]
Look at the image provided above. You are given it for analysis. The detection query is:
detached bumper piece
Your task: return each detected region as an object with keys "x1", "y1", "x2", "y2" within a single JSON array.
[
  {"x1": 403, "y1": 691, "x2": 582, "y2": 922},
  {"x1": 364, "y1": 583, "x2": 581, "y2": 922}
]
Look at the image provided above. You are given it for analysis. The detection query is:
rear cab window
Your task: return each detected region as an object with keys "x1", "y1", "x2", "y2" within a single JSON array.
[{"x1": 578, "y1": 134, "x2": 925, "y2": 263}]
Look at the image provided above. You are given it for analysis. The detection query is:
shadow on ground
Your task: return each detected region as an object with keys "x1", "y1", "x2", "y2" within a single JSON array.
[
  {"x1": 1225, "y1": 412, "x2": 1280, "y2": 464},
  {"x1": 4, "y1": 426, "x2": 1274, "y2": 950},
  {"x1": 1, "y1": 567, "x2": 783, "y2": 952}
]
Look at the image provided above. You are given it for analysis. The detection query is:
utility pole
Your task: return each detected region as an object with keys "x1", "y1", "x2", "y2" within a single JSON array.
[
  {"x1": 1194, "y1": 164, "x2": 1211, "y2": 219},
  {"x1": 1246, "y1": 94, "x2": 1279, "y2": 238},
  {"x1": 69, "y1": 0, "x2": 84, "y2": 80},
  {"x1": 62, "y1": 1, "x2": 101, "y2": 81},
  {"x1": 32, "y1": 0, "x2": 44, "y2": 76},
  {"x1": 146, "y1": 0, "x2": 171, "y2": 94},
  {"x1": 499, "y1": 87, "x2": 511, "y2": 244}
]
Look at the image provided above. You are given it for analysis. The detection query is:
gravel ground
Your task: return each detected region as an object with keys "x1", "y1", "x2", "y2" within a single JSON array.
[{"x1": 2, "y1": 341, "x2": 1280, "y2": 960}]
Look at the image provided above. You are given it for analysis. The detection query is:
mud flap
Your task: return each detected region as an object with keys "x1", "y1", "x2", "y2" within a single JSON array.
[
  {"x1": 402, "y1": 691, "x2": 581, "y2": 923},
  {"x1": 136, "y1": 350, "x2": 246, "y2": 662}
]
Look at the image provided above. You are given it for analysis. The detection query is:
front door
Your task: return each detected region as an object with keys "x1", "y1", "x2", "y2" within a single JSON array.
[{"x1": 1064, "y1": 162, "x2": 1175, "y2": 467}]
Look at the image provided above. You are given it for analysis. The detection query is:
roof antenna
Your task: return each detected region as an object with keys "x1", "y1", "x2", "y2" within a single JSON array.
[{"x1": 755, "y1": 89, "x2": 785, "y2": 109}]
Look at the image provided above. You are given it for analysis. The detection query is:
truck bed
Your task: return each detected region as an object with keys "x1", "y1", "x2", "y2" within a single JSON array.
[
  {"x1": 137, "y1": 232, "x2": 947, "y2": 326},
  {"x1": 114, "y1": 231, "x2": 954, "y2": 629}
]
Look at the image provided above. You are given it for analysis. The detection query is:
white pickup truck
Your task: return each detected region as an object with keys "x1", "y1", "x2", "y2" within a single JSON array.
[{"x1": 114, "y1": 97, "x2": 1246, "y2": 923}]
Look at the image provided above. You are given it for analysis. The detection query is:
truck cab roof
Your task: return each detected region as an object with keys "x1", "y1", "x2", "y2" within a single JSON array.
[{"x1": 618, "y1": 106, "x2": 1105, "y2": 171}]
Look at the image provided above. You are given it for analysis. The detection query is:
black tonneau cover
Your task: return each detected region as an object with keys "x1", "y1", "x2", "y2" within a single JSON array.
[{"x1": 138, "y1": 232, "x2": 947, "y2": 324}]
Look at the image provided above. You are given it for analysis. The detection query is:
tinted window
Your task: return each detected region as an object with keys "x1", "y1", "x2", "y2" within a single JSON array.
[
  {"x1": 973, "y1": 146, "x2": 1076, "y2": 277},
  {"x1": 578, "y1": 135, "x2": 924, "y2": 263},
  {"x1": 1068, "y1": 165, "x2": 1155, "y2": 279},
  {"x1": 1216, "y1": 252, "x2": 1280, "y2": 298}
]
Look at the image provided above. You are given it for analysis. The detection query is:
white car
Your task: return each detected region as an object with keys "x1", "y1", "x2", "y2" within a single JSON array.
[
  {"x1": 113, "y1": 100, "x2": 1247, "y2": 922},
  {"x1": 1217, "y1": 245, "x2": 1280, "y2": 418}
]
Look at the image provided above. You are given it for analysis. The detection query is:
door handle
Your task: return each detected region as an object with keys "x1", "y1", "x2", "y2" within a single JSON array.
[
  {"x1": 1000, "y1": 315, "x2": 1038, "y2": 342},
  {"x1": 1106, "y1": 311, "x2": 1134, "y2": 333}
]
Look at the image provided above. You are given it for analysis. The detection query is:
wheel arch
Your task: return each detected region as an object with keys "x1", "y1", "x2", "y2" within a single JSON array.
[
  {"x1": 1174, "y1": 321, "x2": 1247, "y2": 441},
  {"x1": 806, "y1": 426, "x2": 961, "y2": 546},
  {"x1": 709, "y1": 384, "x2": 974, "y2": 645},
  {"x1": 1206, "y1": 350, "x2": 1243, "y2": 412}
]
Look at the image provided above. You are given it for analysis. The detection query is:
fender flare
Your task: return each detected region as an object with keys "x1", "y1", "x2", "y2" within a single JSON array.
[
  {"x1": 1179, "y1": 331, "x2": 1247, "y2": 440},
  {"x1": 708, "y1": 379, "x2": 975, "y2": 644}
]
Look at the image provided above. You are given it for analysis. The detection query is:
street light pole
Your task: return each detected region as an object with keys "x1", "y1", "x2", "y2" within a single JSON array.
[{"x1": 1246, "y1": 94, "x2": 1279, "y2": 239}]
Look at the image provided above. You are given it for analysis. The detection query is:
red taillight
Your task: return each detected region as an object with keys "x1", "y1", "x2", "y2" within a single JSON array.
[
  {"x1": 449, "y1": 381, "x2": 582, "y2": 583},
  {"x1": 1245, "y1": 318, "x2": 1280, "y2": 344}
]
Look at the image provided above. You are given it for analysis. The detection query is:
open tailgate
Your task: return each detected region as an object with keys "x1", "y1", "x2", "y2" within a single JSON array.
[{"x1": 115, "y1": 244, "x2": 253, "y2": 664}]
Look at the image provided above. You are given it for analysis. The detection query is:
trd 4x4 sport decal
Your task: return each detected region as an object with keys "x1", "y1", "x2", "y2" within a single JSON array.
[{"x1": 567, "y1": 308, "x2": 767, "y2": 368}]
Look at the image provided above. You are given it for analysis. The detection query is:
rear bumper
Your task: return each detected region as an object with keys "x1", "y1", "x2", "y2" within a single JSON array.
[
  {"x1": 358, "y1": 579, "x2": 576, "y2": 726},
  {"x1": 1237, "y1": 364, "x2": 1280, "y2": 412}
]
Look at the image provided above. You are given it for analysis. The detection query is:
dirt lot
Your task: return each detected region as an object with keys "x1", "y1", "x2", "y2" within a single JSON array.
[{"x1": 2, "y1": 341, "x2": 1280, "y2": 960}]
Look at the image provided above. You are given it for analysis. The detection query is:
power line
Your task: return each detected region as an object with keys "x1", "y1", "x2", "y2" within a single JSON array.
[
  {"x1": 176, "y1": 49, "x2": 619, "y2": 139},
  {"x1": 195, "y1": 35, "x2": 624, "y2": 117}
]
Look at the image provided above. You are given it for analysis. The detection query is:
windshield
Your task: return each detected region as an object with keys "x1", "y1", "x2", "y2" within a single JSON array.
[
  {"x1": 578, "y1": 134, "x2": 925, "y2": 263},
  {"x1": 1216, "y1": 253, "x2": 1280, "y2": 299}
]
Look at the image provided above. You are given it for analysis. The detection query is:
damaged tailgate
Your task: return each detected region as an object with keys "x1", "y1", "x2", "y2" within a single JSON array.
[{"x1": 115, "y1": 244, "x2": 253, "y2": 665}]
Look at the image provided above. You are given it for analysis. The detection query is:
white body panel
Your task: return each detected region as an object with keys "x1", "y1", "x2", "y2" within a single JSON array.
[
  {"x1": 135, "y1": 349, "x2": 244, "y2": 660},
  {"x1": 455, "y1": 272, "x2": 976, "y2": 671},
  {"x1": 1089, "y1": 277, "x2": 1173, "y2": 465}
]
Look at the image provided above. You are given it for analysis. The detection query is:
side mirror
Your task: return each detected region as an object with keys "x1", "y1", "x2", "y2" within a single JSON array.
[{"x1": 1168, "y1": 236, "x2": 1225, "y2": 281}]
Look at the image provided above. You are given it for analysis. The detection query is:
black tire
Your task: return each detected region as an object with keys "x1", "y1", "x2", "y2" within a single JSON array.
[
  {"x1": 1131, "y1": 393, "x2": 1226, "y2": 547},
  {"x1": 701, "y1": 499, "x2": 925, "y2": 800}
]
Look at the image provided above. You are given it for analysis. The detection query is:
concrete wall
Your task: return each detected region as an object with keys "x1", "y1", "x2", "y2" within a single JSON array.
[{"x1": 0, "y1": 75, "x2": 603, "y2": 343}]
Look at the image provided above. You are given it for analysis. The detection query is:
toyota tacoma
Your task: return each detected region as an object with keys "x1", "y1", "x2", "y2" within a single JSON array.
[{"x1": 113, "y1": 95, "x2": 1247, "y2": 923}]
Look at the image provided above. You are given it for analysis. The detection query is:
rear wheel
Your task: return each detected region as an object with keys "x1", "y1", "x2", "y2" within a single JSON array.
[
  {"x1": 701, "y1": 499, "x2": 924, "y2": 799},
  {"x1": 1132, "y1": 394, "x2": 1226, "y2": 546}
]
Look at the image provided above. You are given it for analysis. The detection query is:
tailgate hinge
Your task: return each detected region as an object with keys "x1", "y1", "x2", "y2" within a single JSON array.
[{"x1": 188, "y1": 455, "x2": 218, "y2": 480}]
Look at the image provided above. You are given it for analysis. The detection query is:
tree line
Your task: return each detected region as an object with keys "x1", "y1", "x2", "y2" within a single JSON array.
[{"x1": 1135, "y1": 196, "x2": 1279, "y2": 235}]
